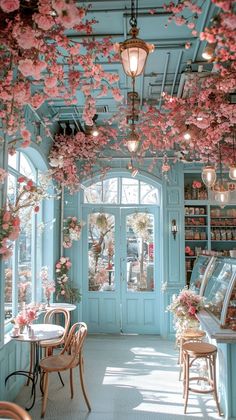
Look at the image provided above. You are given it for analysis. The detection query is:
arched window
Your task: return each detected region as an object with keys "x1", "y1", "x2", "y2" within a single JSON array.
[
  {"x1": 4, "y1": 151, "x2": 43, "y2": 321},
  {"x1": 84, "y1": 177, "x2": 160, "y2": 205}
]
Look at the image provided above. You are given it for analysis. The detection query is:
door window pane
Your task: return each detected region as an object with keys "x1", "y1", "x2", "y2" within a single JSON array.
[
  {"x1": 122, "y1": 178, "x2": 139, "y2": 204},
  {"x1": 84, "y1": 182, "x2": 102, "y2": 203},
  {"x1": 102, "y1": 178, "x2": 118, "y2": 204},
  {"x1": 88, "y1": 213, "x2": 115, "y2": 291},
  {"x1": 126, "y1": 212, "x2": 154, "y2": 292},
  {"x1": 140, "y1": 182, "x2": 159, "y2": 204}
]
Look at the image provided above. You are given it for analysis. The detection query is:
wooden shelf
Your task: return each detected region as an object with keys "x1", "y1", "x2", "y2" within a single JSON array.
[
  {"x1": 185, "y1": 214, "x2": 207, "y2": 217},
  {"x1": 185, "y1": 239, "x2": 208, "y2": 242},
  {"x1": 211, "y1": 226, "x2": 236, "y2": 228},
  {"x1": 185, "y1": 225, "x2": 207, "y2": 227},
  {"x1": 186, "y1": 256, "x2": 197, "y2": 259}
]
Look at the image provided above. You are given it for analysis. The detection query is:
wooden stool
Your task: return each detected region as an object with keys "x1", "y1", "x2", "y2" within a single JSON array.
[
  {"x1": 182, "y1": 342, "x2": 221, "y2": 416},
  {"x1": 179, "y1": 329, "x2": 206, "y2": 380}
]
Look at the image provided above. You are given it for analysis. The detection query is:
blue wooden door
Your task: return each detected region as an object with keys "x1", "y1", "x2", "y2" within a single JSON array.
[{"x1": 82, "y1": 206, "x2": 160, "y2": 334}]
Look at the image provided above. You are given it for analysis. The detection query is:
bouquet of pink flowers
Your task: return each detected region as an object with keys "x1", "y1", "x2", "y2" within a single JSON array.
[
  {"x1": 63, "y1": 216, "x2": 83, "y2": 248},
  {"x1": 13, "y1": 308, "x2": 37, "y2": 332},
  {"x1": 55, "y1": 257, "x2": 81, "y2": 303},
  {"x1": 167, "y1": 287, "x2": 205, "y2": 335}
]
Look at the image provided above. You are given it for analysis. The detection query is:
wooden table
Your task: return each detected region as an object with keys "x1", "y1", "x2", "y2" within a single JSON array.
[{"x1": 6, "y1": 324, "x2": 64, "y2": 411}]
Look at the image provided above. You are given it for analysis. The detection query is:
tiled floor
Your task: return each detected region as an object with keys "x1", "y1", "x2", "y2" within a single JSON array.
[{"x1": 15, "y1": 335, "x2": 222, "y2": 419}]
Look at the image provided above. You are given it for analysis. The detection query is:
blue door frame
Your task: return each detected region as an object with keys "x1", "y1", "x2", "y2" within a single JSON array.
[{"x1": 82, "y1": 205, "x2": 161, "y2": 334}]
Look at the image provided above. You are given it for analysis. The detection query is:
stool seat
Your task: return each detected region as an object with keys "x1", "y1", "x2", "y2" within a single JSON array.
[
  {"x1": 182, "y1": 329, "x2": 206, "y2": 339},
  {"x1": 183, "y1": 342, "x2": 216, "y2": 355},
  {"x1": 182, "y1": 341, "x2": 221, "y2": 416},
  {"x1": 178, "y1": 330, "x2": 206, "y2": 381}
]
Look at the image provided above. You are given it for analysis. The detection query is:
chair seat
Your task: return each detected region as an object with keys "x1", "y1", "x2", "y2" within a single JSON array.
[
  {"x1": 40, "y1": 354, "x2": 77, "y2": 372},
  {"x1": 183, "y1": 342, "x2": 217, "y2": 355}
]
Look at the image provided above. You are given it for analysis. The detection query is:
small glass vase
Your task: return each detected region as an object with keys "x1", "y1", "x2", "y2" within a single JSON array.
[{"x1": 19, "y1": 325, "x2": 26, "y2": 334}]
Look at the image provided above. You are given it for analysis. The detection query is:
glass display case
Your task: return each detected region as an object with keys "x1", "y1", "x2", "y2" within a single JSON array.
[
  {"x1": 200, "y1": 257, "x2": 236, "y2": 330},
  {"x1": 190, "y1": 255, "x2": 214, "y2": 292}
]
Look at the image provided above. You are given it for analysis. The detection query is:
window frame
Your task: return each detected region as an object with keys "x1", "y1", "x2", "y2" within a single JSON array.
[{"x1": 4, "y1": 151, "x2": 42, "y2": 327}]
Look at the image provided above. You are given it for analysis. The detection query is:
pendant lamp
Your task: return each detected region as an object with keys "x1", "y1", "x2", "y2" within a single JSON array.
[
  {"x1": 229, "y1": 131, "x2": 236, "y2": 180},
  {"x1": 118, "y1": 0, "x2": 154, "y2": 78},
  {"x1": 213, "y1": 143, "x2": 230, "y2": 207},
  {"x1": 201, "y1": 160, "x2": 216, "y2": 188}
]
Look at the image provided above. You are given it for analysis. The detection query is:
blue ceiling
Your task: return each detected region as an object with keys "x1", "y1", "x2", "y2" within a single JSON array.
[{"x1": 47, "y1": 0, "x2": 218, "y2": 130}]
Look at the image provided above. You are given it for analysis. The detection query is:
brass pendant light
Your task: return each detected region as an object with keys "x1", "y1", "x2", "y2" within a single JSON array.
[{"x1": 118, "y1": 0, "x2": 154, "y2": 78}]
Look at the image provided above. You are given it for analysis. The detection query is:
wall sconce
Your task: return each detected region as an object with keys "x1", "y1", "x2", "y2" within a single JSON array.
[{"x1": 171, "y1": 219, "x2": 178, "y2": 240}]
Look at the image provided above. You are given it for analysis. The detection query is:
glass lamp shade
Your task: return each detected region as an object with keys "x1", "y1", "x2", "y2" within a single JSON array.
[
  {"x1": 213, "y1": 181, "x2": 230, "y2": 207},
  {"x1": 119, "y1": 29, "x2": 154, "y2": 77},
  {"x1": 202, "y1": 43, "x2": 216, "y2": 60},
  {"x1": 126, "y1": 129, "x2": 140, "y2": 153},
  {"x1": 201, "y1": 165, "x2": 216, "y2": 188},
  {"x1": 229, "y1": 164, "x2": 236, "y2": 180}
]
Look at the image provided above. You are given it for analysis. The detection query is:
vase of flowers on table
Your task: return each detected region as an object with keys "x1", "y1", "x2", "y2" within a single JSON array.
[
  {"x1": 166, "y1": 287, "x2": 205, "y2": 339},
  {"x1": 12, "y1": 307, "x2": 38, "y2": 333}
]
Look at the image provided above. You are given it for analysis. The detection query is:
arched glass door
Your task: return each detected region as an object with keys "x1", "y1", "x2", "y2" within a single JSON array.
[{"x1": 82, "y1": 177, "x2": 161, "y2": 333}]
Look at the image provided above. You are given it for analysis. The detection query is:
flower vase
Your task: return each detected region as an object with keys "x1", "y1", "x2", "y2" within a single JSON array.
[
  {"x1": 46, "y1": 298, "x2": 50, "y2": 307},
  {"x1": 19, "y1": 325, "x2": 26, "y2": 334}
]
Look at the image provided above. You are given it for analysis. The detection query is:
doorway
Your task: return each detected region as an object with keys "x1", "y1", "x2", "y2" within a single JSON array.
[{"x1": 81, "y1": 176, "x2": 161, "y2": 333}]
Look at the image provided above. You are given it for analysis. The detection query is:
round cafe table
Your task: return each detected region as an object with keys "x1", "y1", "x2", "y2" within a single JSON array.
[
  {"x1": 6, "y1": 324, "x2": 64, "y2": 411},
  {"x1": 45, "y1": 302, "x2": 76, "y2": 324}
]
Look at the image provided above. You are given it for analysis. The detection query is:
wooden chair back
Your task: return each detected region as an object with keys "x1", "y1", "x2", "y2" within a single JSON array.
[
  {"x1": 0, "y1": 401, "x2": 32, "y2": 420},
  {"x1": 43, "y1": 308, "x2": 70, "y2": 344},
  {"x1": 60, "y1": 322, "x2": 88, "y2": 369}
]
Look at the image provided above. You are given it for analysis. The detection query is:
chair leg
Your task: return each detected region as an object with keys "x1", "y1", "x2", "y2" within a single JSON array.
[
  {"x1": 70, "y1": 368, "x2": 74, "y2": 399},
  {"x1": 212, "y1": 355, "x2": 221, "y2": 416},
  {"x1": 41, "y1": 372, "x2": 49, "y2": 418},
  {"x1": 184, "y1": 354, "x2": 189, "y2": 414},
  {"x1": 79, "y1": 356, "x2": 91, "y2": 411}
]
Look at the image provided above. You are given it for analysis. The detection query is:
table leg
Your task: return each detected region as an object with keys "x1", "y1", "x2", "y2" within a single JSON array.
[{"x1": 5, "y1": 342, "x2": 40, "y2": 411}]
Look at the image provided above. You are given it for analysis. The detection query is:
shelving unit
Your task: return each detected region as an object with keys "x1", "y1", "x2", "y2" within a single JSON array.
[{"x1": 184, "y1": 173, "x2": 236, "y2": 284}]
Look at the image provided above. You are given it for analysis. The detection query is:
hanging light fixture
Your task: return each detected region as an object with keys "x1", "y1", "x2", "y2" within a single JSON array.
[
  {"x1": 213, "y1": 142, "x2": 230, "y2": 207},
  {"x1": 202, "y1": 42, "x2": 216, "y2": 60},
  {"x1": 126, "y1": 126, "x2": 140, "y2": 153},
  {"x1": 183, "y1": 125, "x2": 191, "y2": 141},
  {"x1": 202, "y1": 165, "x2": 217, "y2": 188},
  {"x1": 229, "y1": 130, "x2": 236, "y2": 180},
  {"x1": 118, "y1": 0, "x2": 154, "y2": 78},
  {"x1": 202, "y1": 155, "x2": 216, "y2": 188}
]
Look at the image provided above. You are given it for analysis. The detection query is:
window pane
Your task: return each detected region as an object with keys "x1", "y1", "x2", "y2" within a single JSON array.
[
  {"x1": 8, "y1": 153, "x2": 17, "y2": 169},
  {"x1": 140, "y1": 182, "x2": 159, "y2": 204},
  {"x1": 88, "y1": 213, "x2": 115, "y2": 291},
  {"x1": 122, "y1": 178, "x2": 139, "y2": 204},
  {"x1": 102, "y1": 178, "x2": 118, "y2": 204},
  {"x1": 84, "y1": 182, "x2": 102, "y2": 203},
  {"x1": 7, "y1": 174, "x2": 16, "y2": 205},
  {"x1": 4, "y1": 258, "x2": 13, "y2": 320},
  {"x1": 19, "y1": 153, "x2": 36, "y2": 181},
  {"x1": 18, "y1": 207, "x2": 32, "y2": 309},
  {"x1": 126, "y1": 212, "x2": 155, "y2": 292}
]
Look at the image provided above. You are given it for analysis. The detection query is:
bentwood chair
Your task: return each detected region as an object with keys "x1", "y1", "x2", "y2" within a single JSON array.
[
  {"x1": 40, "y1": 322, "x2": 91, "y2": 418},
  {"x1": 39, "y1": 308, "x2": 70, "y2": 357},
  {"x1": 0, "y1": 401, "x2": 31, "y2": 420}
]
